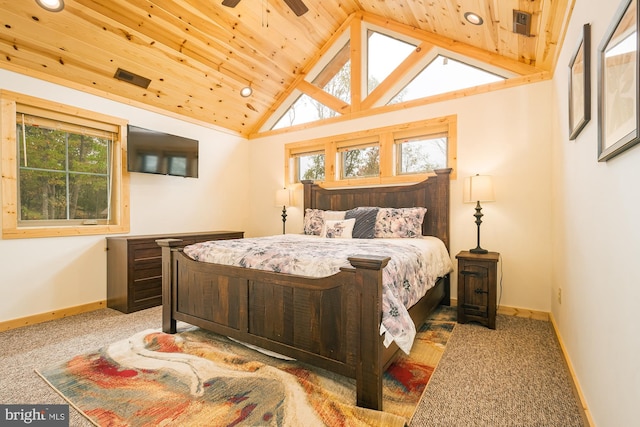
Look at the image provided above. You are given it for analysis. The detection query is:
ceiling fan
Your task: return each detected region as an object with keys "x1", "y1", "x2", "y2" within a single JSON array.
[{"x1": 222, "y1": 0, "x2": 309, "y2": 16}]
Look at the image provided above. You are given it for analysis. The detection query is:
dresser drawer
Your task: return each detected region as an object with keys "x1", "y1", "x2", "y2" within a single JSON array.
[{"x1": 132, "y1": 277, "x2": 162, "y2": 306}]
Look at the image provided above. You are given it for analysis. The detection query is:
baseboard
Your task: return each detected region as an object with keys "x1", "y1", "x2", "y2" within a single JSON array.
[
  {"x1": 549, "y1": 312, "x2": 594, "y2": 427},
  {"x1": 450, "y1": 299, "x2": 549, "y2": 321},
  {"x1": 0, "y1": 300, "x2": 107, "y2": 332}
]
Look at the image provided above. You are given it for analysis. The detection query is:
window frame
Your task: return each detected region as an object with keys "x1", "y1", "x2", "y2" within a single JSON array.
[
  {"x1": 1, "y1": 90, "x2": 130, "y2": 239},
  {"x1": 284, "y1": 114, "x2": 457, "y2": 188},
  {"x1": 395, "y1": 132, "x2": 448, "y2": 176},
  {"x1": 292, "y1": 149, "x2": 326, "y2": 182}
]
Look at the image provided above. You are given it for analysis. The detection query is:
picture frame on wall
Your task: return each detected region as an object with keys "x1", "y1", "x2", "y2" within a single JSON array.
[
  {"x1": 569, "y1": 24, "x2": 591, "y2": 140},
  {"x1": 597, "y1": 0, "x2": 640, "y2": 161}
]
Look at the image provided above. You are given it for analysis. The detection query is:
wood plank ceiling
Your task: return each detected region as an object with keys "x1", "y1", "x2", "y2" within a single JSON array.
[{"x1": 0, "y1": 0, "x2": 572, "y2": 137}]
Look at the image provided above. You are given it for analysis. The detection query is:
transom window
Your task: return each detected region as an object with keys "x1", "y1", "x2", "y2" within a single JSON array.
[
  {"x1": 396, "y1": 134, "x2": 447, "y2": 175},
  {"x1": 295, "y1": 151, "x2": 325, "y2": 182},
  {"x1": 339, "y1": 140, "x2": 380, "y2": 179},
  {"x1": 285, "y1": 115, "x2": 457, "y2": 187}
]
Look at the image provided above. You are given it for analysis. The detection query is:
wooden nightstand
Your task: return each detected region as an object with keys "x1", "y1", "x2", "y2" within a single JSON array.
[{"x1": 456, "y1": 250, "x2": 500, "y2": 329}]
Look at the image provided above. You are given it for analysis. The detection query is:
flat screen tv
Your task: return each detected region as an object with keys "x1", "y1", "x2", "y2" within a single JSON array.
[{"x1": 127, "y1": 125, "x2": 199, "y2": 178}]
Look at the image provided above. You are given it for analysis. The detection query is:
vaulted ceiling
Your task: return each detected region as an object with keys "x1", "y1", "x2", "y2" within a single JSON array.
[{"x1": 0, "y1": 0, "x2": 573, "y2": 137}]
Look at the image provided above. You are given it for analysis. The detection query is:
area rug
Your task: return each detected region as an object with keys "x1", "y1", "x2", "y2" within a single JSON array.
[{"x1": 37, "y1": 306, "x2": 455, "y2": 427}]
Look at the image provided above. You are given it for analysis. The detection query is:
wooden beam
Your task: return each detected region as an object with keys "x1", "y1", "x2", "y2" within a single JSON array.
[
  {"x1": 297, "y1": 80, "x2": 351, "y2": 115},
  {"x1": 361, "y1": 40, "x2": 434, "y2": 109}
]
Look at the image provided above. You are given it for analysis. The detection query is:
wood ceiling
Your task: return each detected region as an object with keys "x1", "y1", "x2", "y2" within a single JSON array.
[{"x1": 0, "y1": 0, "x2": 573, "y2": 137}]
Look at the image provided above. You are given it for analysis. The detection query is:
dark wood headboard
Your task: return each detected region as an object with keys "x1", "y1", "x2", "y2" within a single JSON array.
[{"x1": 302, "y1": 168, "x2": 451, "y2": 250}]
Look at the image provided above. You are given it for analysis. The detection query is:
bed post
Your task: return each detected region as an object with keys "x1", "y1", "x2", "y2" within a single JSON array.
[
  {"x1": 156, "y1": 238, "x2": 183, "y2": 334},
  {"x1": 348, "y1": 254, "x2": 390, "y2": 410},
  {"x1": 433, "y1": 168, "x2": 452, "y2": 251}
]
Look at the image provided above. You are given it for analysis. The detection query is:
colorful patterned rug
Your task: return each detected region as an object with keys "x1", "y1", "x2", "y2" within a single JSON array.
[{"x1": 37, "y1": 306, "x2": 456, "y2": 426}]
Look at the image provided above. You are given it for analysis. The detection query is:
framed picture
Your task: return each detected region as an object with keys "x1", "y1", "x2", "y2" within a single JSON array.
[
  {"x1": 569, "y1": 24, "x2": 591, "y2": 140},
  {"x1": 597, "y1": 0, "x2": 640, "y2": 161}
]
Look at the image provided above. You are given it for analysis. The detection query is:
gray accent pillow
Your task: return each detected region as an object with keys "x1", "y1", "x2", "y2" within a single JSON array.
[{"x1": 345, "y1": 207, "x2": 379, "y2": 239}]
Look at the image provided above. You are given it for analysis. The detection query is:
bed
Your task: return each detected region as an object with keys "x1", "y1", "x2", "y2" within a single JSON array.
[{"x1": 157, "y1": 168, "x2": 452, "y2": 411}]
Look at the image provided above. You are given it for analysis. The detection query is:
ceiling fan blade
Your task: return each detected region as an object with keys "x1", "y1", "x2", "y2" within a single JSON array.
[
  {"x1": 222, "y1": 0, "x2": 241, "y2": 7},
  {"x1": 283, "y1": 0, "x2": 308, "y2": 16}
]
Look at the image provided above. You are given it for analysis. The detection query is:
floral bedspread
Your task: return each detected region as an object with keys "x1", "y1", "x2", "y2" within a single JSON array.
[{"x1": 183, "y1": 234, "x2": 452, "y2": 354}]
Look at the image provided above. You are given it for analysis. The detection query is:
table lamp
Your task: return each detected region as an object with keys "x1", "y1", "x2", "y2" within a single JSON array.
[{"x1": 463, "y1": 174, "x2": 495, "y2": 254}]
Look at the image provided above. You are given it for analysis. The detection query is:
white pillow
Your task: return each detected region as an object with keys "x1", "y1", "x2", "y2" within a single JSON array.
[{"x1": 321, "y1": 218, "x2": 355, "y2": 239}]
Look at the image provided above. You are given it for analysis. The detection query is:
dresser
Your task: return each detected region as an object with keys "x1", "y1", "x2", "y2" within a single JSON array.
[{"x1": 106, "y1": 231, "x2": 244, "y2": 313}]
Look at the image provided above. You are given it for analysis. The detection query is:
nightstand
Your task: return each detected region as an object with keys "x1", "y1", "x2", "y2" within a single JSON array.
[{"x1": 456, "y1": 250, "x2": 500, "y2": 329}]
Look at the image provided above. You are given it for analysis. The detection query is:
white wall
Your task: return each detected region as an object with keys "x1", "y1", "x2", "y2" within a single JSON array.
[
  {"x1": 249, "y1": 81, "x2": 554, "y2": 312},
  {"x1": 551, "y1": 1, "x2": 640, "y2": 425},
  {"x1": 0, "y1": 69, "x2": 249, "y2": 323}
]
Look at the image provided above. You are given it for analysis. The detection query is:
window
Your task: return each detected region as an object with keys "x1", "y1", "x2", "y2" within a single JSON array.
[
  {"x1": 367, "y1": 31, "x2": 416, "y2": 96},
  {"x1": 1, "y1": 90, "x2": 129, "y2": 238},
  {"x1": 312, "y1": 41, "x2": 351, "y2": 104},
  {"x1": 339, "y1": 142, "x2": 380, "y2": 179},
  {"x1": 285, "y1": 115, "x2": 457, "y2": 187},
  {"x1": 296, "y1": 151, "x2": 325, "y2": 181},
  {"x1": 396, "y1": 134, "x2": 447, "y2": 174},
  {"x1": 262, "y1": 16, "x2": 512, "y2": 134},
  {"x1": 16, "y1": 114, "x2": 112, "y2": 224},
  {"x1": 389, "y1": 55, "x2": 505, "y2": 104},
  {"x1": 272, "y1": 93, "x2": 339, "y2": 130}
]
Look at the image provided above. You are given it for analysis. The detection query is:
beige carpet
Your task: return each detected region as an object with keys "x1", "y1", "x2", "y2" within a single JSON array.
[{"x1": 411, "y1": 314, "x2": 586, "y2": 426}]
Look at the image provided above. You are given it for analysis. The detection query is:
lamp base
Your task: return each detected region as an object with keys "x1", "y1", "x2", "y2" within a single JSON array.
[{"x1": 469, "y1": 247, "x2": 488, "y2": 254}]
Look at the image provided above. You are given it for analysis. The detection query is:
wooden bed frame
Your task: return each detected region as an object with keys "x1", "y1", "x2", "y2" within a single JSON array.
[{"x1": 157, "y1": 168, "x2": 452, "y2": 411}]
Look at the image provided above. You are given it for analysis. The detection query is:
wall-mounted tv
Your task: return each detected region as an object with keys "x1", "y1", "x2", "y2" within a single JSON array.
[{"x1": 127, "y1": 125, "x2": 199, "y2": 178}]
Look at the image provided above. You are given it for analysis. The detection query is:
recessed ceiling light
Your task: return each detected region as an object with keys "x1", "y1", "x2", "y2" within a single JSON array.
[
  {"x1": 240, "y1": 86, "x2": 253, "y2": 97},
  {"x1": 464, "y1": 12, "x2": 484, "y2": 26},
  {"x1": 36, "y1": 0, "x2": 65, "y2": 12}
]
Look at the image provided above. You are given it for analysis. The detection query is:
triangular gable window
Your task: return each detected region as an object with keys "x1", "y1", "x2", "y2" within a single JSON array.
[
  {"x1": 312, "y1": 41, "x2": 351, "y2": 104},
  {"x1": 264, "y1": 17, "x2": 512, "y2": 132},
  {"x1": 272, "y1": 93, "x2": 339, "y2": 130},
  {"x1": 389, "y1": 55, "x2": 505, "y2": 104},
  {"x1": 367, "y1": 31, "x2": 416, "y2": 95}
]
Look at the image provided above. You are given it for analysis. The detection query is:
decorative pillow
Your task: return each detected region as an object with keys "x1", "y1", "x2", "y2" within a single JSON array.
[
  {"x1": 321, "y1": 218, "x2": 355, "y2": 239},
  {"x1": 303, "y1": 209, "x2": 346, "y2": 235},
  {"x1": 303, "y1": 209, "x2": 324, "y2": 235},
  {"x1": 345, "y1": 207, "x2": 379, "y2": 239},
  {"x1": 374, "y1": 207, "x2": 427, "y2": 238}
]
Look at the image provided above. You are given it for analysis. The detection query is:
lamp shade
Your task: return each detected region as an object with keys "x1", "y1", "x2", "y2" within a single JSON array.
[
  {"x1": 463, "y1": 175, "x2": 495, "y2": 203},
  {"x1": 275, "y1": 188, "x2": 291, "y2": 207}
]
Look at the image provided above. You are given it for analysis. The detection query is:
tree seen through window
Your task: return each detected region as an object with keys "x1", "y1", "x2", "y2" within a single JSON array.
[{"x1": 17, "y1": 120, "x2": 111, "y2": 222}]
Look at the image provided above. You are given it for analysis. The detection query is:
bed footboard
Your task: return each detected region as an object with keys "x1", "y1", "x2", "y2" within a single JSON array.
[{"x1": 158, "y1": 238, "x2": 396, "y2": 410}]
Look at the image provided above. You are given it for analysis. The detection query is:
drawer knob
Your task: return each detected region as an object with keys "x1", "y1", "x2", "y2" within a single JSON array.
[{"x1": 474, "y1": 288, "x2": 488, "y2": 294}]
